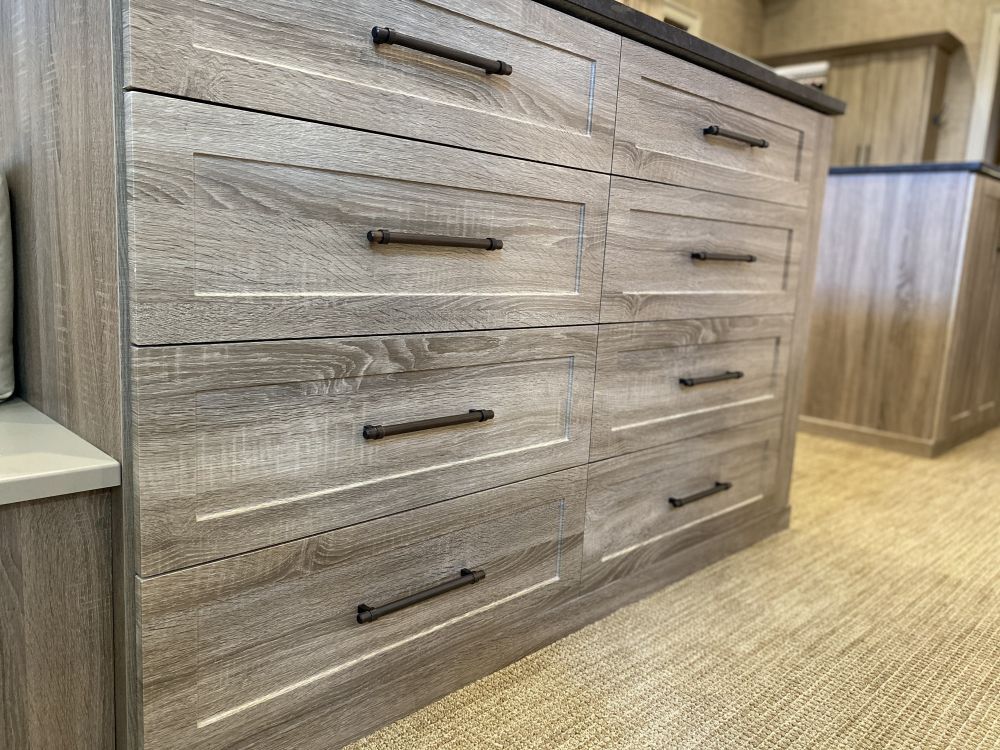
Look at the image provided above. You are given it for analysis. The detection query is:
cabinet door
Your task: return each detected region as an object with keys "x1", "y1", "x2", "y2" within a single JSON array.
[
  {"x1": 826, "y1": 47, "x2": 945, "y2": 167},
  {"x1": 865, "y1": 47, "x2": 945, "y2": 165},
  {"x1": 972, "y1": 181, "x2": 1000, "y2": 427},
  {"x1": 825, "y1": 54, "x2": 873, "y2": 167},
  {"x1": 944, "y1": 178, "x2": 1000, "y2": 439}
]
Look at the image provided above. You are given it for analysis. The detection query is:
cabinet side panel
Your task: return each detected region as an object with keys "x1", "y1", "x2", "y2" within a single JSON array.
[
  {"x1": 802, "y1": 171, "x2": 973, "y2": 441},
  {"x1": 0, "y1": 0, "x2": 129, "y2": 747},
  {"x1": 773, "y1": 113, "x2": 832, "y2": 510},
  {"x1": 0, "y1": 491, "x2": 115, "y2": 750}
]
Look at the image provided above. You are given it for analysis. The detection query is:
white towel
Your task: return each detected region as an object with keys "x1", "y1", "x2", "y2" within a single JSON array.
[{"x1": 0, "y1": 176, "x2": 14, "y2": 400}]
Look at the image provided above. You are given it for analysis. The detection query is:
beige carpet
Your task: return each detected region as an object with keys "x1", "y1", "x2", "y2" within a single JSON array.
[{"x1": 349, "y1": 429, "x2": 1000, "y2": 749}]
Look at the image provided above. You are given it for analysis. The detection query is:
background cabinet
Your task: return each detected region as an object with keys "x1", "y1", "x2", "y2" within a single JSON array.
[
  {"x1": 943, "y1": 178, "x2": 1000, "y2": 439},
  {"x1": 766, "y1": 33, "x2": 959, "y2": 167},
  {"x1": 801, "y1": 165, "x2": 1000, "y2": 455}
]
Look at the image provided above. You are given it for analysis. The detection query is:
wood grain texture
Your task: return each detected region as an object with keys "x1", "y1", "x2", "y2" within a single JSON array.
[
  {"x1": 585, "y1": 417, "x2": 781, "y2": 588},
  {"x1": 0, "y1": 2, "x2": 133, "y2": 748},
  {"x1": 940, "y1": 174, "x2": 1000, "y2": 444},
  {"x1": 590, "y1": 316, "x2": 792, "y2": 461},
  {"x1": 137, "y1": 467, "x2": 587, "y2": 750},
  {"x1": 601, "y1": 176, "x2": 808, "y2": 322},
  {"x1": 612, "y1": 39, "x2": 822, "y2": 207},
  {"x1": 823, "y1": 45, "x2": 952, "y2": 167},
  {"x1": 0, "y1": 0, "x2": 123, "y2": 458},
  {"x1": 802, "y1": 171, "x2": 976, "y2": 442},
  {"x1": 0, "y1": 491, "x2": 114, "y2": 750},
  {"x1": 825, "y1": 54, "x2": 875, "y2": 168},
  {"x1": 769, "y1": 113, "x2": 832, "y2": 515},
  {"x1": 131, "y1": 326, "x2": 597, "y2": 575},
  {"x1": 825, "y1": 46, "x2": 949, "y2": 167},
  {"x1": 125, "y1": 92, "x2": 611, "y2": 345},
  {"x1": 123, "y1": 0, "x2": 621, "y2": 172}
]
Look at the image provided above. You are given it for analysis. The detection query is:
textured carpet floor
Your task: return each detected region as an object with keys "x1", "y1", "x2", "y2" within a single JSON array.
[{"x1": 348, "y1": 429, "x2": 1000, "y2": 749}]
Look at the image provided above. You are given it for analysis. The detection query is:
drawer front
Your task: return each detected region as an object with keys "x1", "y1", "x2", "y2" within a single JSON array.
[
  {"x1": 613, "y1": 40, "x2": 821, "y2": 207},
  {"x1": 591, "y1": 317, "x2": 791, "y2": 461},
  {"x1": 586, "y1": 419, "x2": 781, "y2": 586},
  {"x1": 123, "y1": 0, "x2": 620, "y2": 171},
  {"x1": 138, "y1": 467, "x2": 586, "y2": 750},
  {"x1": 132, "y1": 326, "x2": 597, "y2": 575},
  {"x1": 602, "y1": 177, "x2": 809, "y2": 322},
  {"x1": 126, "y1": 93, "x2": 610, "y2": 345}
]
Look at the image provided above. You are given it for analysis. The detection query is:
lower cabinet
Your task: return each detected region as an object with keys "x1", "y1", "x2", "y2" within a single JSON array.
[
  {"x1": 803, "y1": 167, "x2": 1000, "y2": 455},
  {"x1": 942, "y1": 176, "x2": 1000, "y2": 443}
]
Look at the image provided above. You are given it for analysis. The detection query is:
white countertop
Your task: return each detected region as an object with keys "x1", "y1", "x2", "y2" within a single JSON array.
[{"x1": 0, "y1": 398, "x2": 121, "y2": 505}]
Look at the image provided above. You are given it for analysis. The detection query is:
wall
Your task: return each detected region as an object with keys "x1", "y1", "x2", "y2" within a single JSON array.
[
  {"x1": 619, "y1": 0, "x2": 765, "y2": 57},
  {"x1": 761, "y1": 0, "x2": 998, "y2": 161}
]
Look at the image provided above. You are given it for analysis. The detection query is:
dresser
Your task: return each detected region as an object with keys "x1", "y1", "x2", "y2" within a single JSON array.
[
  {"x1": 802, "y1": 164, "x2": 1000, "y2": 456},
  {"x1": 1, "y1": 0, "x2": 840, "y2": 747}
]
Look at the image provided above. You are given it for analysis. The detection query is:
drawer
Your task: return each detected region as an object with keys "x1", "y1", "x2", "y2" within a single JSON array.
[
  {"x1": 585, "y1": 420, "x2": 781, "y2": 587},
  {"x1": 613, "y1": 39, "x2": 822, "y2": 207},
  {"x1": 602, "y1": 177, "x2": 808, "y2": 322},
  {"x1": 125, "y1": 93, "x2": 610, "y2": 345},
  {"x1": 591, "y1": 317, "x2": 791, "y2": 461},
  {"x1": 137, "y1": 467, "x2": 587, "y2": 750},
  {"x1": 122, "y1": 0, "x2": 620, "y2": 171},
  {"x1": 132, "y1": 326, "x2": 596, "y2": 575}
]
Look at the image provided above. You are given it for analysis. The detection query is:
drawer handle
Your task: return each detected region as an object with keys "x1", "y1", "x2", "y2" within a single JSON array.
[
  {"x1": 691, "y1": 251, "x2": 757, "y2": 263},
  {"x1": 372, "y1": 27, "x2": 512, "y2": 76},
  {"x1": 669, "y1": 481, "x2": 732, "y2": 508},
  {"x1": 363, "y1": 408, "x2": 494, "y2": 440},
  {"x1": 368, "y1": 229, "x2": 503, "y2": 251},
  {"x1": 357, "y1": 568, "x2": 486, "y2": 624},
  {"x1": 679, "y1": 371, "x2": 744, "y2": 388},
  {"x1": 703, "y1": 125, "x2": 769, "y2": 149}
]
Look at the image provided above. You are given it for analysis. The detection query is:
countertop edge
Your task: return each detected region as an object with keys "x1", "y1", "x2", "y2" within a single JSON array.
[
  {"x1": 0, "y1": 398, "x2": 122, "y2": 507},
  {"x1": 830, "y1": 162, "x2": 1000, "y2": 180},
  {"x1": 536, "y1": 0, "x2": 845, "y2": 115}
]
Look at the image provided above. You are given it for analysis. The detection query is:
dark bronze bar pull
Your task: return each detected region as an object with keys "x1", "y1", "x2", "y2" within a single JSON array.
[
  {"x1": 357, "y1": 568, "x2": 486, "y2": 624},
  {"x1": 669, "y1": 482, "x2": 732, "y2": 508},
  {"x1": 363, "y1": 408, "x2": 494, "y2": 440},
  {"x1": 372, "y1": 27, "x2": 512, "y2": 75},
  {"x1": 691, "y1": 251, "x2": 757, "y2": 263},
  {"x1": 703, "y1": 125, "x2": 769, "y2": 148},
  {"x1": 679, "y1": 371, "x2": 744, "y2": 388},
  {"x1": 367, "y1": 229, "x2": 502, "y2": 251}
]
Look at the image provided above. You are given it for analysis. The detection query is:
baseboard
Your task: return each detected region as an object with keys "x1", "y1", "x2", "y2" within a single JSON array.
[{"x1": 798, "y1": 416, "x2": 937, "y2": 457}]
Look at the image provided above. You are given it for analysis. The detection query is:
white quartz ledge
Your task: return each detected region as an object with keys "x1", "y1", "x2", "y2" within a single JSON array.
[{"x1": 0, "y1": 398, "x2": 121, "y2": 506}]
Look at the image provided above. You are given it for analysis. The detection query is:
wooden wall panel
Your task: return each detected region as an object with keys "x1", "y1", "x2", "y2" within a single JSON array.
[{"x1": 0, "y1": 491, "x2": 115, "y2": 750}]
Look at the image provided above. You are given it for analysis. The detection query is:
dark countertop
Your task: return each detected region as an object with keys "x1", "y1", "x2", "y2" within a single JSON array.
[
  {"x1": 537, "y1": 0, "x2": 845, "y2": 115},
  {"x1": 830, "y1": 162, "x2": 1000, "y2": 180}
]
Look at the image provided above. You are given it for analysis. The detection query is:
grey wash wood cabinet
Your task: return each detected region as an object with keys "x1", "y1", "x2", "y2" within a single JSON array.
[{"x1": 1, "y1": 0, "x2": 837, "y2": 746}]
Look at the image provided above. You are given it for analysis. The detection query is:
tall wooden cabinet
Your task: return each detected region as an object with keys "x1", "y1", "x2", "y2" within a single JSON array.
[
  {"x1": 802, "y1": 164, "x2": 1000, "y2": 456},
  {"x1": 765, "y1": 34, "x2": 959, "y2": 167}
]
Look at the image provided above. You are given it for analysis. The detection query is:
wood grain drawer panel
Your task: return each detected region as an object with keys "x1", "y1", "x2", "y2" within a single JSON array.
[
  {"x1": 613, "y1": 39, "x2": 822, "y2": 207},
  {"x1": 585, "y1": 419, "x2": 781, "y2": 587},
  {"x1": 137, "y1": 467, "x2": 586, "y2": 750},
  {"x1": 125, "y1": 93, "x2": 610, "y2": 345},
  {"x1": 131, "y1": 326, "x2": 597, "y2": 575},
  {"x1": 122, "y1": 0, "x2": 620, "y2": 171},
  {"x1": 602, "y1": 177, "x2": 808, "y2": 322},
  {"x1": 591, "y1": 317, "x2": 792, "y2": 461}
]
